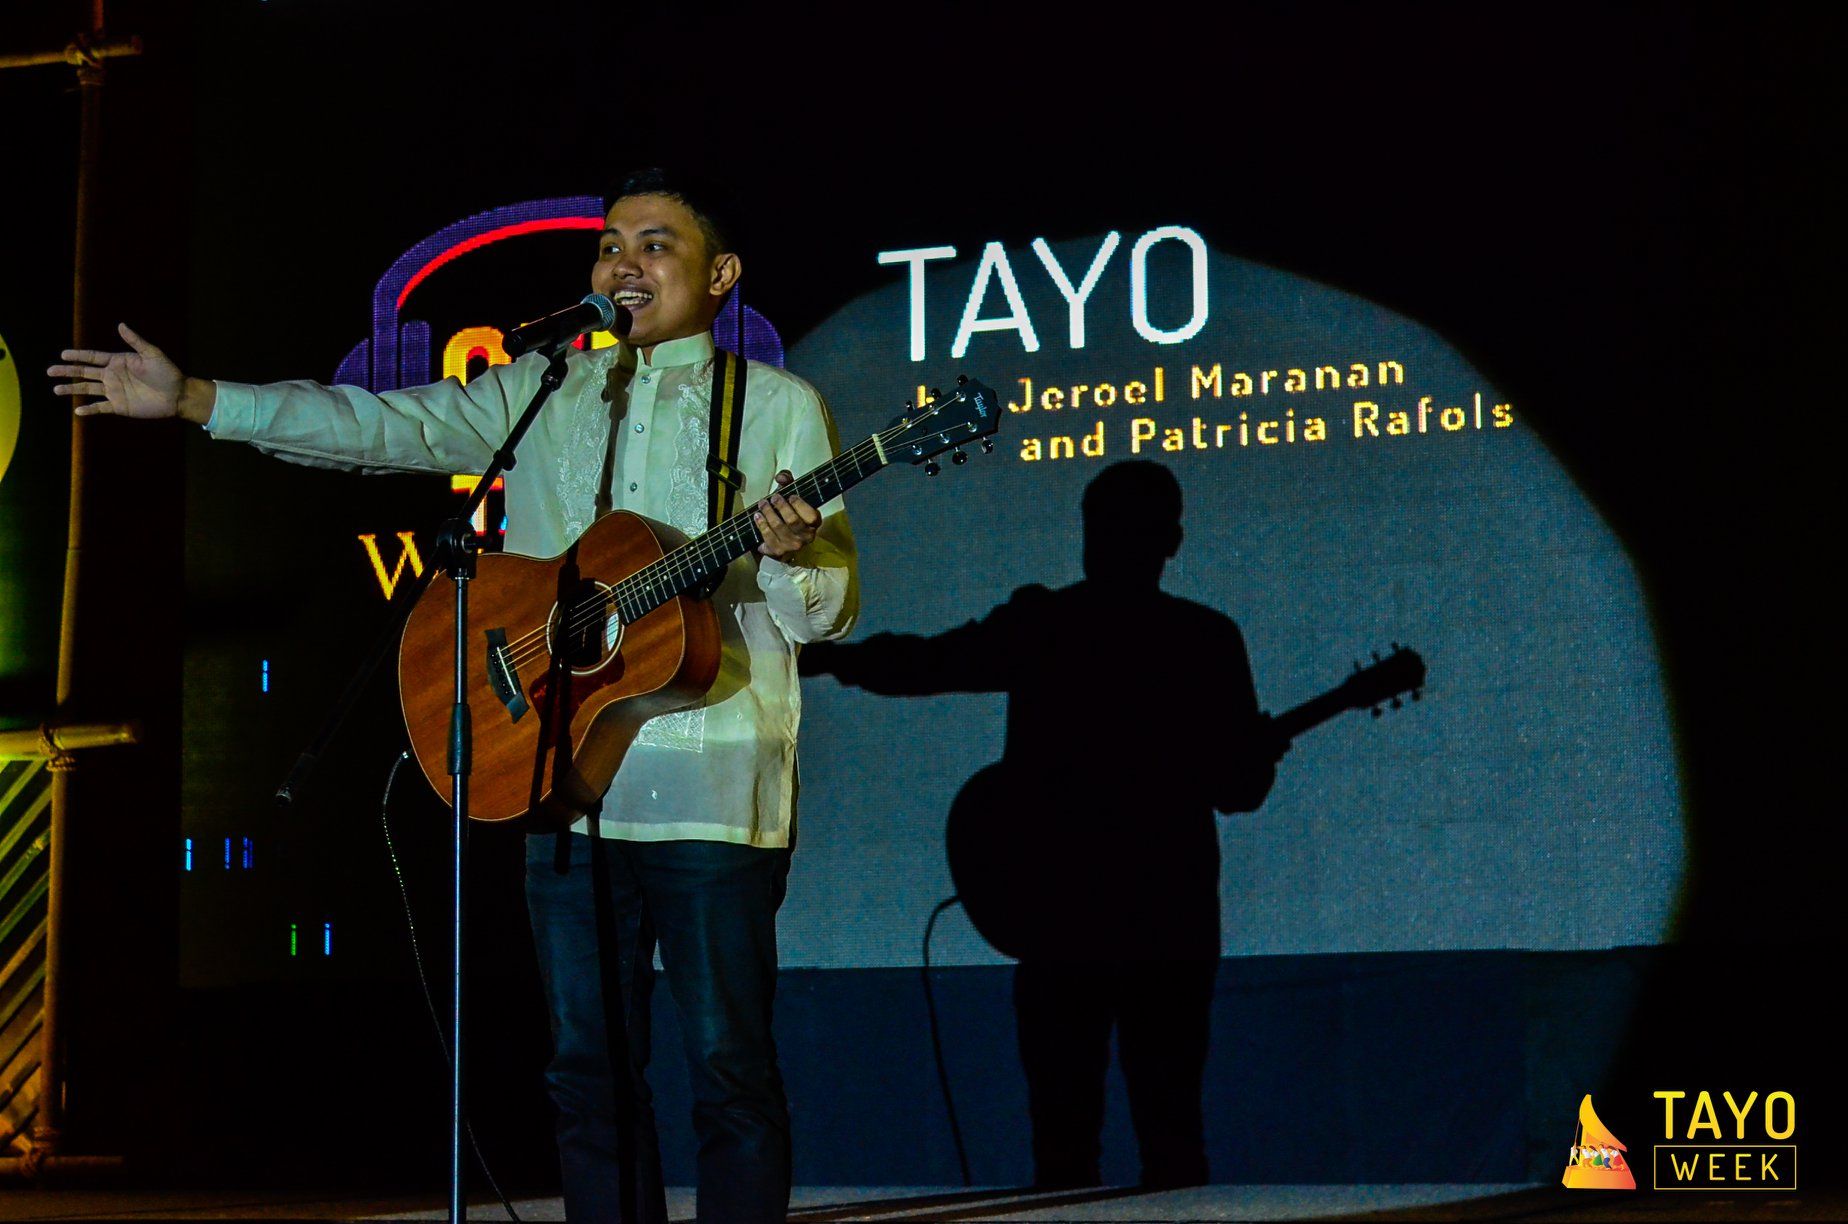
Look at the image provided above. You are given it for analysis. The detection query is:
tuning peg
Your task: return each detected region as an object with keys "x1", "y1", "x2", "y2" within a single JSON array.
[
  {"x1": 1411, "y1": 688, "x2": 1422, "y2": 702},
  {"x1": 981, "y1": 438, "x2": 994, "y2": 454},
  {"x1": 1370, "y1": 705, "x2": 1383, "y2": 719},
  {"x1": 1371, "y1": 649, "x2": 1382, "y2": 662},
  {"x1": 956, "y1": 374, "x2": 968, "y2": 385},
  {"x1": 1390, "y1": 696, "x2": 1403, "y2": 710},
  {"x1": 928, "y1": 387, "x2": 942, "y2": 402},
  {"x1": 925, "y1": 460, "x2": 941, "y2": 477},
  {"x1": 1391, "y1": 641, "x2": 1401, "y2": 652},
  {"x1": 951, "y1": 448, "x2": 968, "y2": 465},
  {"x1": 1352, "y1": 659, "x2": 1362, "y2": 673}
]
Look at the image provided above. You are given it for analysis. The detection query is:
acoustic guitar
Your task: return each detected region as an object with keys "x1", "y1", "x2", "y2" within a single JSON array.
[
  {"x1": 398, "y1": 376, "x2": 1001, "y2": 825},
  {"x1": 946, "y1": 646, "x2": 1428, "y2": 960}
]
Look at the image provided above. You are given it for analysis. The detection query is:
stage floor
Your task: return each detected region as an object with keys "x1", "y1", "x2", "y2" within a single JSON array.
[{"x1": 0, "y1": 1183, "x2": 1834, "y2": 1222}]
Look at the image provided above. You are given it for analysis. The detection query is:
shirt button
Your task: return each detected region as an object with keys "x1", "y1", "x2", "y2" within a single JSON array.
[
  {"x1": 634, "y1": 422, "x2": 645, "y2": 433},
  {"x1": 639, "y1": 373, "x2": 652, "y2": 384},
  {"x1": 629, "y1": 481, "x2": 639, "y2": 492}
]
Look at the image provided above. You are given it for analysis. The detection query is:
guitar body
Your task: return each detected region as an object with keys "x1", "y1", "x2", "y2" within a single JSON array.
[
  {"x1": 946, "y1": 761, "x2": 1079, "y2": 961},
  {"x1": 946, "y1": 762, "x2": 1224, "y2": 963},
  {"x1": 398, "y1": 510, "x2": 722, "y2": 826}
]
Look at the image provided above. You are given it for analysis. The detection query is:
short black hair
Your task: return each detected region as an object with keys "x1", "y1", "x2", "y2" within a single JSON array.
[{"x1": 606, "y1": 167, "x2": 743, "y2": 260}]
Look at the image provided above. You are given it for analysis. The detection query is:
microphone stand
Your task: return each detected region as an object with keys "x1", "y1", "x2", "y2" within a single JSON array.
[{"x1": 275, "y1": 341, "x2": 577, "y2": 1224}]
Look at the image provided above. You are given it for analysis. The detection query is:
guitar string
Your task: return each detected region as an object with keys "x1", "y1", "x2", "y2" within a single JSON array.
[
  {"x1": 494, "y1": 430, "x2": 879, "y2": 669},
  {"x1": 495, "y1": 428, "x2": 887, "y2": 671},
  {"x1": 494, "y1": 425, "x2": 901, "y2": 673},
  {"x1": 627, "y1": 397, "x2": 979, "y2": 610},
  {"x1": 615, "y1": 401, "x2": 980, "y2": 622},
  {"x1": 496, "y1": 401, "x2": 977, "y2": 674}
]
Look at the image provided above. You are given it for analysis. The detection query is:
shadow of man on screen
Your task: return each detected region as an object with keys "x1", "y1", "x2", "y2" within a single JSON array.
[{"x1": 801, "y1": 459, "x2": 1284, "y2": 1190}]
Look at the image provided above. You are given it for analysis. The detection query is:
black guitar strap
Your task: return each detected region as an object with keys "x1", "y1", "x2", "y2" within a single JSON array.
[
  {"x1": 687, "y1": 347, "x2": 742, "y2": 602},
  {"x1": 691, "y1": 347, "x2": 747, "y2": 600},
  {"x1": 708, "y1": 347, "x2": 748, "y2": 527}
]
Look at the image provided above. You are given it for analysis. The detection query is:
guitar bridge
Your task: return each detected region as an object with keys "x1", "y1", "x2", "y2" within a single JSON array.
[{"x1": 484, "y1": 627, "x2": 528, "y2": 722}]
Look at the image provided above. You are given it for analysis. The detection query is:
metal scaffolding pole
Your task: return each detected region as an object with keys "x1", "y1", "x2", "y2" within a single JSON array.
[{"x1": 0, "y1": 5, "x2": 141, "y2": 1179}]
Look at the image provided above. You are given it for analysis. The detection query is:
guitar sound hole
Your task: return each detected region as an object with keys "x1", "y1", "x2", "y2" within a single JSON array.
[{"x1": 547, "y1": 580, "x2": 621, "y2": 674}]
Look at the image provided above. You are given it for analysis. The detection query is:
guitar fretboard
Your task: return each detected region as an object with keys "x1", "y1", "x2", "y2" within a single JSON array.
[
  {"x1": 607, "y1": 422, "x2": 903, "y2": 625},
  {"x1": 1269, "y1": 651, "x2": 1425, "y2": 742},
  {"x1": 1273, "y1": 689, "x2": 1358, "y2": 742}
]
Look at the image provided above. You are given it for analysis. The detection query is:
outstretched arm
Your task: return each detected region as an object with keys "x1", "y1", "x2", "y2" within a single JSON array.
[
  {"x1": 801, "y1": 585, "x2": 1047, "y2": 696},
  {"x1": 51, "y1": 322, "x2": 523, "y2": 475},
  {"x1": 48, "y1": 323, "x2": 216, "y2": 423}
]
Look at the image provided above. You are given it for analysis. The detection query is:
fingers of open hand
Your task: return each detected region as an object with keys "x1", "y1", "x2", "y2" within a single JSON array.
[
  {"x1": 47, "y1": 350, "x2": 116, "y2": 406},
  {"x1": 47, "y1": 363, "x2": 92, "y2": 380},
  {"x1": 48, "y1": 354, "x2": 123, "y2": 401},
  {"x1": 117, "y1": 321, "x2": 158, "y2": 354}
]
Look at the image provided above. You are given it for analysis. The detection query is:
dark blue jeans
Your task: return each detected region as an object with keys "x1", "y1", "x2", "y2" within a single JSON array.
[{"x1": 525, "y1": 832, "x2": 793, "y2": 1223}]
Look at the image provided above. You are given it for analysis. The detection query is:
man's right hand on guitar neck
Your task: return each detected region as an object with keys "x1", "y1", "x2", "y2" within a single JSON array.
[{"x1": 47, "y1": 322, "x2": 217, "y2": 425}]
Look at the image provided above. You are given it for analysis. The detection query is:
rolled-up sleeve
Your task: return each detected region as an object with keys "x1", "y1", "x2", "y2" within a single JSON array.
[{"x1": 755, "y1": 388, "x2": 860, "y2": 644}]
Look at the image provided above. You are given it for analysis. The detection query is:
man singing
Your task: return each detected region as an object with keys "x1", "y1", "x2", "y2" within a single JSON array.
[{"x1": 51, "y1": 168, "x2": 858, "y2": 1223}]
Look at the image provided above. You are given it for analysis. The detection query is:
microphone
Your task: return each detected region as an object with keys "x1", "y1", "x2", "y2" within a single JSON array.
[{"x1": 503, "y1": 293, "x2": 624, "y2": 358}]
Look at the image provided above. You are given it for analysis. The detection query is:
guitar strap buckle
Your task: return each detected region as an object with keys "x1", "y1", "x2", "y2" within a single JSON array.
[{"x1": 707, "y1": 455, "x2": 746, "y2": 494}]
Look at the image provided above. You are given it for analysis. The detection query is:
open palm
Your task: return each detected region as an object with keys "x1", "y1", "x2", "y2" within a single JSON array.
[{"x1": 48, "y1": 323, "x2": 185, "y2": 419}]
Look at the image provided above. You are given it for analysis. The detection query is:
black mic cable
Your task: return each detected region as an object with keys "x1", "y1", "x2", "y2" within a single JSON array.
[{"x1": 922, "y1": 895, "x2": 974, "y2": 1187}]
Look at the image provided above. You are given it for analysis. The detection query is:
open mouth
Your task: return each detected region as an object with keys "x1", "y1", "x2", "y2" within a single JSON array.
[{"x1": 612, "y1": 290, "x2": 654, "y2": 309}]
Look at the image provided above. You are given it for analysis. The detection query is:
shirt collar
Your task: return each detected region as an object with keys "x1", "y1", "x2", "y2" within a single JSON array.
[{"x1": 631, "y1": 330, "x2": 715, "y2": 371}]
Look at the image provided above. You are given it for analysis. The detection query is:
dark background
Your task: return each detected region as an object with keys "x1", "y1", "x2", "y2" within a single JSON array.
[{"x1": 0, "y1": 0, "x2": 1841, "y2": 1194}]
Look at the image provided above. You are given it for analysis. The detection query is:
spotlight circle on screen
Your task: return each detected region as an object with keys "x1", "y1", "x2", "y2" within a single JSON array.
[
  {"x1": 782, "y1": 228, "x2": 1684, "y2": 970},
  {"x1": 0, "y1": 331, "x2": 18, "y2": 485}
]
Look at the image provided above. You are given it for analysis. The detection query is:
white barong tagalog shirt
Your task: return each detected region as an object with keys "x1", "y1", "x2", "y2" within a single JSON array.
[{"x1": 207, "y1": 330, "x2": 859, "y2": 848}]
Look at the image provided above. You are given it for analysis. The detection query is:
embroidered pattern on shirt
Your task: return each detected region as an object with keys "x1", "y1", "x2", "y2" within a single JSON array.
[
  {"x1": 634, "y1": 358, "x2": 715, "y2": 754},
  {"x1": 663, "y1": 363, "x2": 713, "y2": 536},
  {"x1": 555, "y1": 348, "x2": 619, "y2": 541}
]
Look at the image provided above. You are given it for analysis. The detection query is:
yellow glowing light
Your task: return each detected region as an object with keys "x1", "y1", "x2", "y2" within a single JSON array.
[
  {"x1": 441, "y1": 325, "x2": 511, "y2": 385},
  {"x1": 356, "y1": 531, "x2": 426, "y2": 600},
  {"x1": 0, "y1": 329, "x2": 20, "y2": 486}
]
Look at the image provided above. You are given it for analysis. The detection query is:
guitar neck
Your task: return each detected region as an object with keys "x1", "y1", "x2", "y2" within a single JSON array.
[
  {"x1": 607, "y1": 428, "x2": 895, "y2": 624},
  {"x1": 1271, "y1": 688, "x2": 1365, "y2": 744},
  {"x1": 1268, "y1": 647, "x2": 1425, "y2": 743}
]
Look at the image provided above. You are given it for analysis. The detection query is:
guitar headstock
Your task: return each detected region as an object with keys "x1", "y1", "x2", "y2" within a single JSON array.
[
  {"x1": 1340, "y1": 644, "x2": 1427, "y2": 717},
  {"x1": 885, "y1": 376, "x2": 1002, "y2": 475}
]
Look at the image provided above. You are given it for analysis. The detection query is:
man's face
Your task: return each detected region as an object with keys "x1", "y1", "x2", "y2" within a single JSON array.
[{"x1": 590, "y1": 193, "x2": 737, "y2": 353}]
